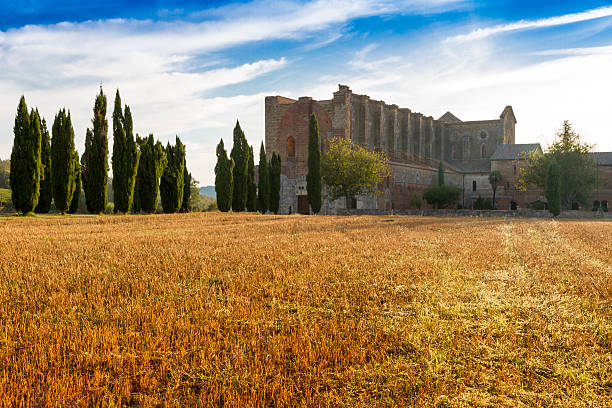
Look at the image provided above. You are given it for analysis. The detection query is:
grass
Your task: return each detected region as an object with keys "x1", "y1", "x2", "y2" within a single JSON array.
[{"x1": 0, "y1": 213, "x2": 610, "y2": 407}]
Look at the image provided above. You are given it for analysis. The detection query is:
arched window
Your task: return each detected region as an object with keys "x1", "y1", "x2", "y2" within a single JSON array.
[
  {"x1": 287, "y1": 136, "x2": 295, "y2": 159},
  {"x1": 481, "y1": 144, "x2": 486, "y2": 158},
  {"x1": 451, "y1": 145, "x2": 457, "y2": 160},
  {"x1": 472, "y1": 180, "x2": 477, "y2": 191},
  {"x1": 513, "y1": 165, "x2": 517, "y2": 175}
]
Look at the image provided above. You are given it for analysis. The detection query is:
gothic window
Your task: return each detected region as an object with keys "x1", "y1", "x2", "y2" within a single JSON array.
[
  {"x1": 513, "y1": 165, "x2": 517, "y2": 175},
  {"x1": 472, "y1": 180, "x2": 477, "y2": 191},
  {"x1": 481, "y1": 144, "x2": 486, "y2": 158},
  {"x1": 287, "y1": 136, "x2": 295, "y2": 159},
  {"x1": 451, "y1": 145, "x2": 457, "y2": 160}
]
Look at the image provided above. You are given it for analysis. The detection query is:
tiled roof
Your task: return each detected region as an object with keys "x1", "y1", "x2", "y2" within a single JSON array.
[
  {"x1": 447, "y1": 159, "x2": 491, "y2": 173},
  {"x1": 438, "y1": 112, "x2": 462, "y2": 123},
  {"x1": 490, "y1": 144, "x2": 541, "y2": 160}
]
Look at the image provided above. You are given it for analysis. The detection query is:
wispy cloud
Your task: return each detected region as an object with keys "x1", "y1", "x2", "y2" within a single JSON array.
[{"x1": 449, "y1": 5, "x2": 612, "y2": 42}]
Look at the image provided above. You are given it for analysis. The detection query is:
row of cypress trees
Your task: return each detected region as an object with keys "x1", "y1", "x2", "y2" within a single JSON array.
[
  {"x1": 214, "y1": 121, "x2": 283, "y2": 213},
  {"x1": 10, "y1": 89, "x2": 191, "y2": 215},
  {"x1": 214, "y1": 113, "x2": 323, "y2": 215}
]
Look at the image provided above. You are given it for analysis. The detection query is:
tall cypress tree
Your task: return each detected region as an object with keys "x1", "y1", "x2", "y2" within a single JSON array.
[
  {"x1": 51, "y1": 109, "x2": 78, "y2": 214},
  {"x1": 181, "y1": 160, "x2": 192, "y2": 213},
  {"x1": 307, "y1": 113, "x2": 321, "y2": 214},
  {"x1": 160, "y1": 136, "x2": 185, "y2": 213},
  {"x1": 269, "y1": 152, "x2": 282, "y2": 214},
  {"x1": 546, "y1": 160, "x2": 561, "y2": 217},
  {"x1": 257, "y1": 142, "x2": 269, "y2": 214},
  {"x1": 438, "y1": 161, "x2": 445, "y2": 187},
  {"x1": 246, "y1": 145, "x2": 257, "y2": 212},
  {"x1": 35, "y1": 114, "x2": 52, "y2": 213},
  {"x1": 82, "y1": 88, "x2": 108, "y2": 214},
  {"x1": 231, "y1": 121, "x2": 248, "y2": 212},
  {"x1": 215, "y1": 139, "x2": 234, "y2": 212},
  {"x1": 68, "y1": 158, "x2": 81, "y2": 214},
  {"x1": 136, "y1": 135, "x2": 167, "y2": 214},
  {"x1": 112, "y1": 91, "x2": 140, "y2": 213},
  {"x1": 10, "y1": 98, "x2": 41, "y2": 214}
]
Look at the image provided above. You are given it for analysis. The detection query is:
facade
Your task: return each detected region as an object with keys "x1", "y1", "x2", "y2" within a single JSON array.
[{"x1": 264, "y1": 84, "x2": 609, "y2": 214}]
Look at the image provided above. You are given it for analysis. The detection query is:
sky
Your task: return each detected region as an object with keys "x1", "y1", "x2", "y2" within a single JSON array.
[{"x1": 2, "y1": 0, "x2": 612, "y2": 185}]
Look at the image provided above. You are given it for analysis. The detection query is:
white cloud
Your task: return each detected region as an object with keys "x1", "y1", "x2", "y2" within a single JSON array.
[{"x1": 449, "y1": 5, "x2": 612, "y2": 42}]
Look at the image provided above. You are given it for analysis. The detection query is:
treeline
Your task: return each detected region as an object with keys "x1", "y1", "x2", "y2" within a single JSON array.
[{"x1": 9, "y1": 88, "x2": 194, "y2": 215}]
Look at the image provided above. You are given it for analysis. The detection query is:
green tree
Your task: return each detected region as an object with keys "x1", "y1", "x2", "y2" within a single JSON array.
[
  {"x1": 160, "y1": 137, "x2": 185, "y2": 213},
  {"x1": 181, "y1": 161, "x2": 192, "y2": 213},
  {"x1": 246, "y1": 145, "x2": 257, "y2": 212},
  {"x1": 82, "y1": 87, "x2": 109, "y2": 214},
  {"x1": 111, "y1": 90, "x2": 140, "y2": 213},
  {"x1": 51, "y1": 109, "x2": 78, "y2": 214},
  {"x1": 10, "y1": 97, "x2": 42, "y2": 214},
  {"x1": 135, "y1": 134, "x2": 167, "y2": 213},
  {"x1": 546, "y1": 160, "x2": 561, "y2": 216},
  {"x1": 269, "y1": 152, "x2": 282, "y2": 214},
  {"x1": 423, "y1": 160, "x2": 461, "y2": 209},
  {"x1": 518, "y1": 121, "x2": 595, "y2": 209},
  {"x1": 488, "y1": 170, "x2": 503, "y2": 210},
  {"x1": 231, "y1": 121, "x2": 248, "y2": 212},
  {"x1": 257, "y1": 142, "x2": 269, "y2": 213},
  {"x1": 410, "y1": 194, "x2": 422, "y2": 209},
  {"x1": 35, "y1": 115, "x2": 52, "y2": 213},
  {"x1": 307, "y1": 113, "x2": 322, "y2": 214},
  {"x1": 215, "y1": 139, "x2": 234, "y2": 212},
  {"x1": 68, "y1": 158, "x2": 81, "y2": 214},
  {"x1": 321, "y1": 137, "x2": 390, "y2": 207}
]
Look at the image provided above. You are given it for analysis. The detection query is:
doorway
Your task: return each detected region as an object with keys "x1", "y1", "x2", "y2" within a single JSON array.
[{"x1": 297, "y1": 195, "x2": 309, "y2": 215}]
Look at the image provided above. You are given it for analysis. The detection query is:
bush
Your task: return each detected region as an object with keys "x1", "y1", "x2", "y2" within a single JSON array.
[
  {"x1": 410, "y1": 194, "x2": 422, "y2": 209},
  {"x1": 423, "y1": 185, "x2": 461, "y2": 209},
  {"x1": 527, "y1": 200, "x2": 548, "y2": 210}
]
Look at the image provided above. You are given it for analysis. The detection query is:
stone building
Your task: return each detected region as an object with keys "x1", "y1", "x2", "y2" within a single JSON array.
[{"x1": 264, "y1": 84, "x2": 609, "y2": 214}]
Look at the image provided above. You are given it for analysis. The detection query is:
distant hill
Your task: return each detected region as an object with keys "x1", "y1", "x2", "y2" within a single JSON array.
[{"x1": 200, "y1": 185, "x2": 216, "y2": 198}]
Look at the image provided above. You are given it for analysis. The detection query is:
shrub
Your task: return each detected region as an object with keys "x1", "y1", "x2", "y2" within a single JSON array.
[{"x1": 423, "y1": 185, "x2": 461, "y2": 209}]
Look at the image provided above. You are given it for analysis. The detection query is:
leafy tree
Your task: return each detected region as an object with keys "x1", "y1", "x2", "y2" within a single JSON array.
[
  {"x1": 215, "y1": 139, "x2": 234, "y2": 212},
  {"x1": 546, "y1": 160, "x2": 561, "y2": 216},
  {"x1": 307, "y1": 113, "x2": 322, "y2": 214},
  {"x1": 134, "y1": 134, "x2": 167, "y2": 213},
  {"x1": 35, "y1": 115, "x2": 52, "y2": 213},
  {"x1": 230, "y1": 121, "x2": 248, "y2": 212},
  {"x1": 269, "y1": 152, "x2": 282, "y2": 214},
  {"x1": 82, "y1": 87, "x2": 109, "y2": 214},
  {"x1": 111, "y1": 90, "x2": 140, "y2": 213},
  {"x1": 410, "y1": 194, "x2": 422, "y2": 209},
  {"x1": 321, "y1": 137, "x2": 390, "y2": 206},
  {"x1": 518, "y1": 121, "x2": 595, "y2": 209},
  {"x1": 257, "y1": 142, "x2": 269, "y2": 213},
  {"x1": 51, "y1": 109, "x2": 78, "y2": 214},
  {"x1": 246, "y1": 145, "x2": 257, "y2": 212},
  {"x1": 181, "y1": 162, "x2": 192, "y2": 213},
  {"x1": 160, "y1": 137, "x2": 185, "y2": 213},
  {"x1": 68, "y1": 158, "x2": 81, "y2": 214},
  {"x1": 10, "y1": 97, "x2": 42, "y2": 214},
  {"x1": 488, "y1": 170, "x2": 503, "y2": 210}
]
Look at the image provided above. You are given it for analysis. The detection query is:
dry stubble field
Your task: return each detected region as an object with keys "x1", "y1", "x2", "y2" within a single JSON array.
[{"x1": 0, "y1": 213, "x2": 610, "y2": 407}]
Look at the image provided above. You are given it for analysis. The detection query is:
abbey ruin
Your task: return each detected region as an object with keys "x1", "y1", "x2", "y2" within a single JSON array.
[{"x1": 265, "y1": 85, "x2": 612, "y2": 214}]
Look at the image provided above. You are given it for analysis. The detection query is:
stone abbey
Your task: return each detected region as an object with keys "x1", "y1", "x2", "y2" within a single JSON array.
[{"x1": 265, "y1": 85, "x2": 612, "y2": 214}]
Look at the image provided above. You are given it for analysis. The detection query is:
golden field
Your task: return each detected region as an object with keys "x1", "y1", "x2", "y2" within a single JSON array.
[{"x1": 0, "y1": 213, "x2": 610, "y2": 407}]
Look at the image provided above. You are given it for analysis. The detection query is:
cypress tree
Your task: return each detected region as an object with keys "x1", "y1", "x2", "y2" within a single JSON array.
[
  {"x1": 68, "y1": 159, "x2": 81, "y2": 214},
  {"x1": 136, "y1": 135, "x2": 167, "y2": 214},
  {"x1": 257, "y1": 142, "x2": 269, "y2": 214},
  {"x1": 35, "y1": 114, "x2": 52, "y2": 213},
  {"x1": 181, "y1": 161, "x2": 192, "y2": 213},
  {"x1": 10, "y1": 97, "x2": 42, "y2": 214},
  {"x1": 82, "y1": 88, "x2": 109, "y2": 214},
  {"x1": 215, "y1": 139, "x2": 234, "y2": 212},
  {"x1": 51, "y1": 109, "x2": 78, "y2": 214},
  {"x1": 307, "y1": 113, "x2": 321, "y2": 214},
  {"x1": 438, "y1": 161, "x2": 445, "y2": 187},
  {"x1": 160, "y1": 137, "x2": 185, "y2": 213},
  {"x1": 269, "y1": 152, "x2": 282, "y2": 214},
  {"x1": 246, "y1": 145, "x2": 257, "y2": 212},
  {"x1": 546, "y1": 160, "x2": 561, "y2": 217},
  {"x1": 112, "y1": 91, "x2": 140, "y2": 213},
  {"x1": 231, "y1": 121, "x2": 248, "y2": 212}
]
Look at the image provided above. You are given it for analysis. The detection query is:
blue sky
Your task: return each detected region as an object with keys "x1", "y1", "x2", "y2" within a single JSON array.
[{"x1": 2, "y1": 1, "x2": 612, "y2": 184}]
